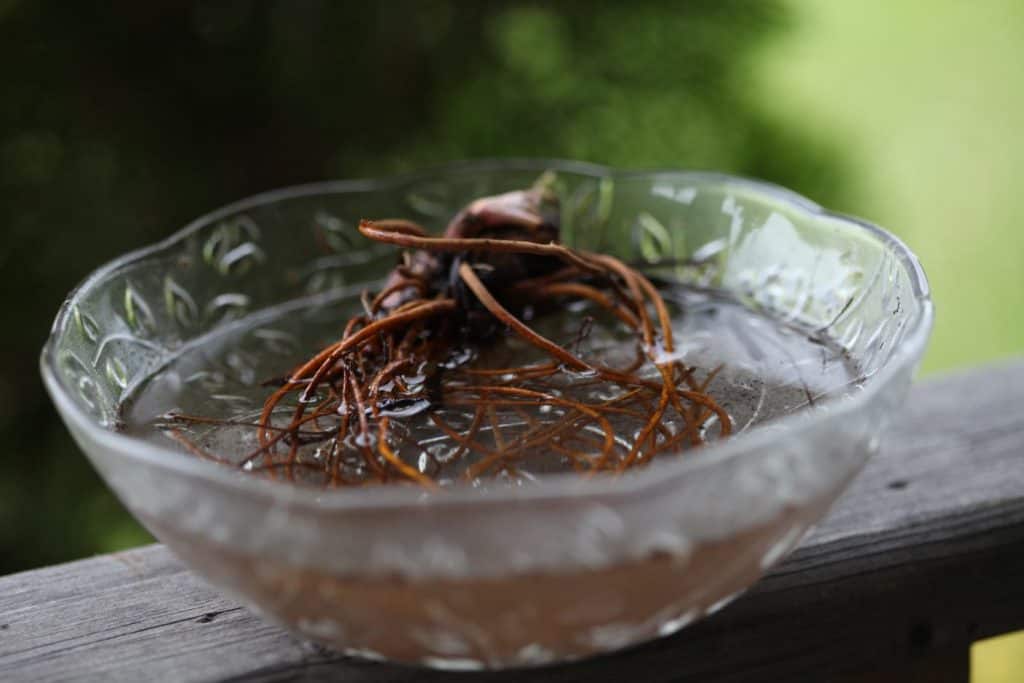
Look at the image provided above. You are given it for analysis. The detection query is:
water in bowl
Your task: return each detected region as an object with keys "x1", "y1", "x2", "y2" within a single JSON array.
[{"x1": 121, "y1": 283, "x2": 859, "y2": 486}]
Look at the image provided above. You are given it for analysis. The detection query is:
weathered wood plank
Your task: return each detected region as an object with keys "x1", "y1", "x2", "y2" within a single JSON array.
[{"x1": 2, "y1": 359, "x2": 1023, "y2": 682}]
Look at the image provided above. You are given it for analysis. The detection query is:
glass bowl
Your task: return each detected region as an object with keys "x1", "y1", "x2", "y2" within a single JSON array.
[{"x1": 40, "y1": 160, "x2": 932, "y2": 669}]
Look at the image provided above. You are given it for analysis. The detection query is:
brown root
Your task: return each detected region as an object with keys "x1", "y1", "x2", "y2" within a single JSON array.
[{"x1": 170, "y1": 178, "x2": 733, "y2": 487}]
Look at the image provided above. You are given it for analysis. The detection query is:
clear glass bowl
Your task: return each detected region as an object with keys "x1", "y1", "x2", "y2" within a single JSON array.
[{"x1": 41, "y1": 160, "x2": 932, "y2": 669}]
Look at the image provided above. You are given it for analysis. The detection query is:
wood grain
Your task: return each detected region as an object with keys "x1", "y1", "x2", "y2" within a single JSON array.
[{"x1": 3, "y1": 360, "x2": 1023, "y2": 682}]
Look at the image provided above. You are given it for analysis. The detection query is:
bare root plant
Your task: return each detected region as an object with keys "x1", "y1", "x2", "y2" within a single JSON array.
[{"x1": 168, "y1": 176, "x2": 732, "y2": 487}]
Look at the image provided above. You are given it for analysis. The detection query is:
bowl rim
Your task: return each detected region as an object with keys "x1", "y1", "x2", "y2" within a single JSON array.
[{"x1": 40, "y1": 158, "x2": 934, "y2": 510}]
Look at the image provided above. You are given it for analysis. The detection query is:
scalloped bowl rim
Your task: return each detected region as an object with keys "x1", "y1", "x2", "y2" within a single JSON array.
[{"x1": 40, "y1": 158, "x2": 934, "y2": 511}]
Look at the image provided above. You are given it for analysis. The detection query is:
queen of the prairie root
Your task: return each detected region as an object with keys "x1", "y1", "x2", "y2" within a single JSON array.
[{"x1": 169, "y1": 175, "x2": 731, "y2": 487}]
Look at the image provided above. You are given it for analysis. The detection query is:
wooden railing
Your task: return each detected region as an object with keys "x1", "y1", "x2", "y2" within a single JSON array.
[{"x1": 3, "y1": 360, "x2": 1023, "y2": 682}]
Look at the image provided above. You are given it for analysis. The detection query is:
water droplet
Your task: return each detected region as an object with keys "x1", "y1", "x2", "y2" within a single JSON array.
[
  {"x1": 416, "y1": 451, "x2": 441, "y2": 477},
  {"x1": 403, "y1": 373, "x2": 426, "y2": 387},
  {"x1": 379, "y1": 398, "x2": 431, "y2": 418},
  {"x1": 428, "y1": 443, "x2": 461, "y2": 464},
  {"x1": 561, "y1": 366, "x2": 597, "y2": 380},
  {"x1": 441, "y1": 347, "x2": 474, "y2": 369},
  {"x1": 588, "y1": 389, "x2": 619, "y2": 402},
  {"x1": 297, "y1": 391, "x2": 323, "y2": 405}
]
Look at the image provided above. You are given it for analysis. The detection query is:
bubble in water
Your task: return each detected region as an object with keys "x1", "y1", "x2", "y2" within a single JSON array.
[
  {"x1": 297, "y1": 391, "x2": 323, "y2": 405},
  {"x1": 561, "y1": 366, "x2": 598, "y2": 380},
  {"x1": 417, "y1": 451, "x2": 440, "y2": 476},
  {"x1": 403, "y1": 373, "x2": 426, "y2": 387},
  {"x1": 353, "y1": 432, "x2": 375, "y2": 448},
  {"x1": 428, "y1": 442, "x2": 462, "y2": 464},
  {"x1": 441, "y1": 347, "x2": 475, "y2": 369},
  {"x1": 587, "y1": 389, "x2": 620, "y2": 402},
  {"x1": 379, "y1": 398, "x2": 431, "y2": 418}
]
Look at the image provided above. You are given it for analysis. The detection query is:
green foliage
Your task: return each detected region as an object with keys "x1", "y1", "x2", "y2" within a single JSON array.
[{"x1": 0, "y1": 1, "x2": 843, "y2": 573}]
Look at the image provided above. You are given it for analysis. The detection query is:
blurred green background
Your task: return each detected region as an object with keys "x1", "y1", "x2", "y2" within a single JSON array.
[{"x1": 0, "y1": 0, "x2": 1020, "y2": 677}]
